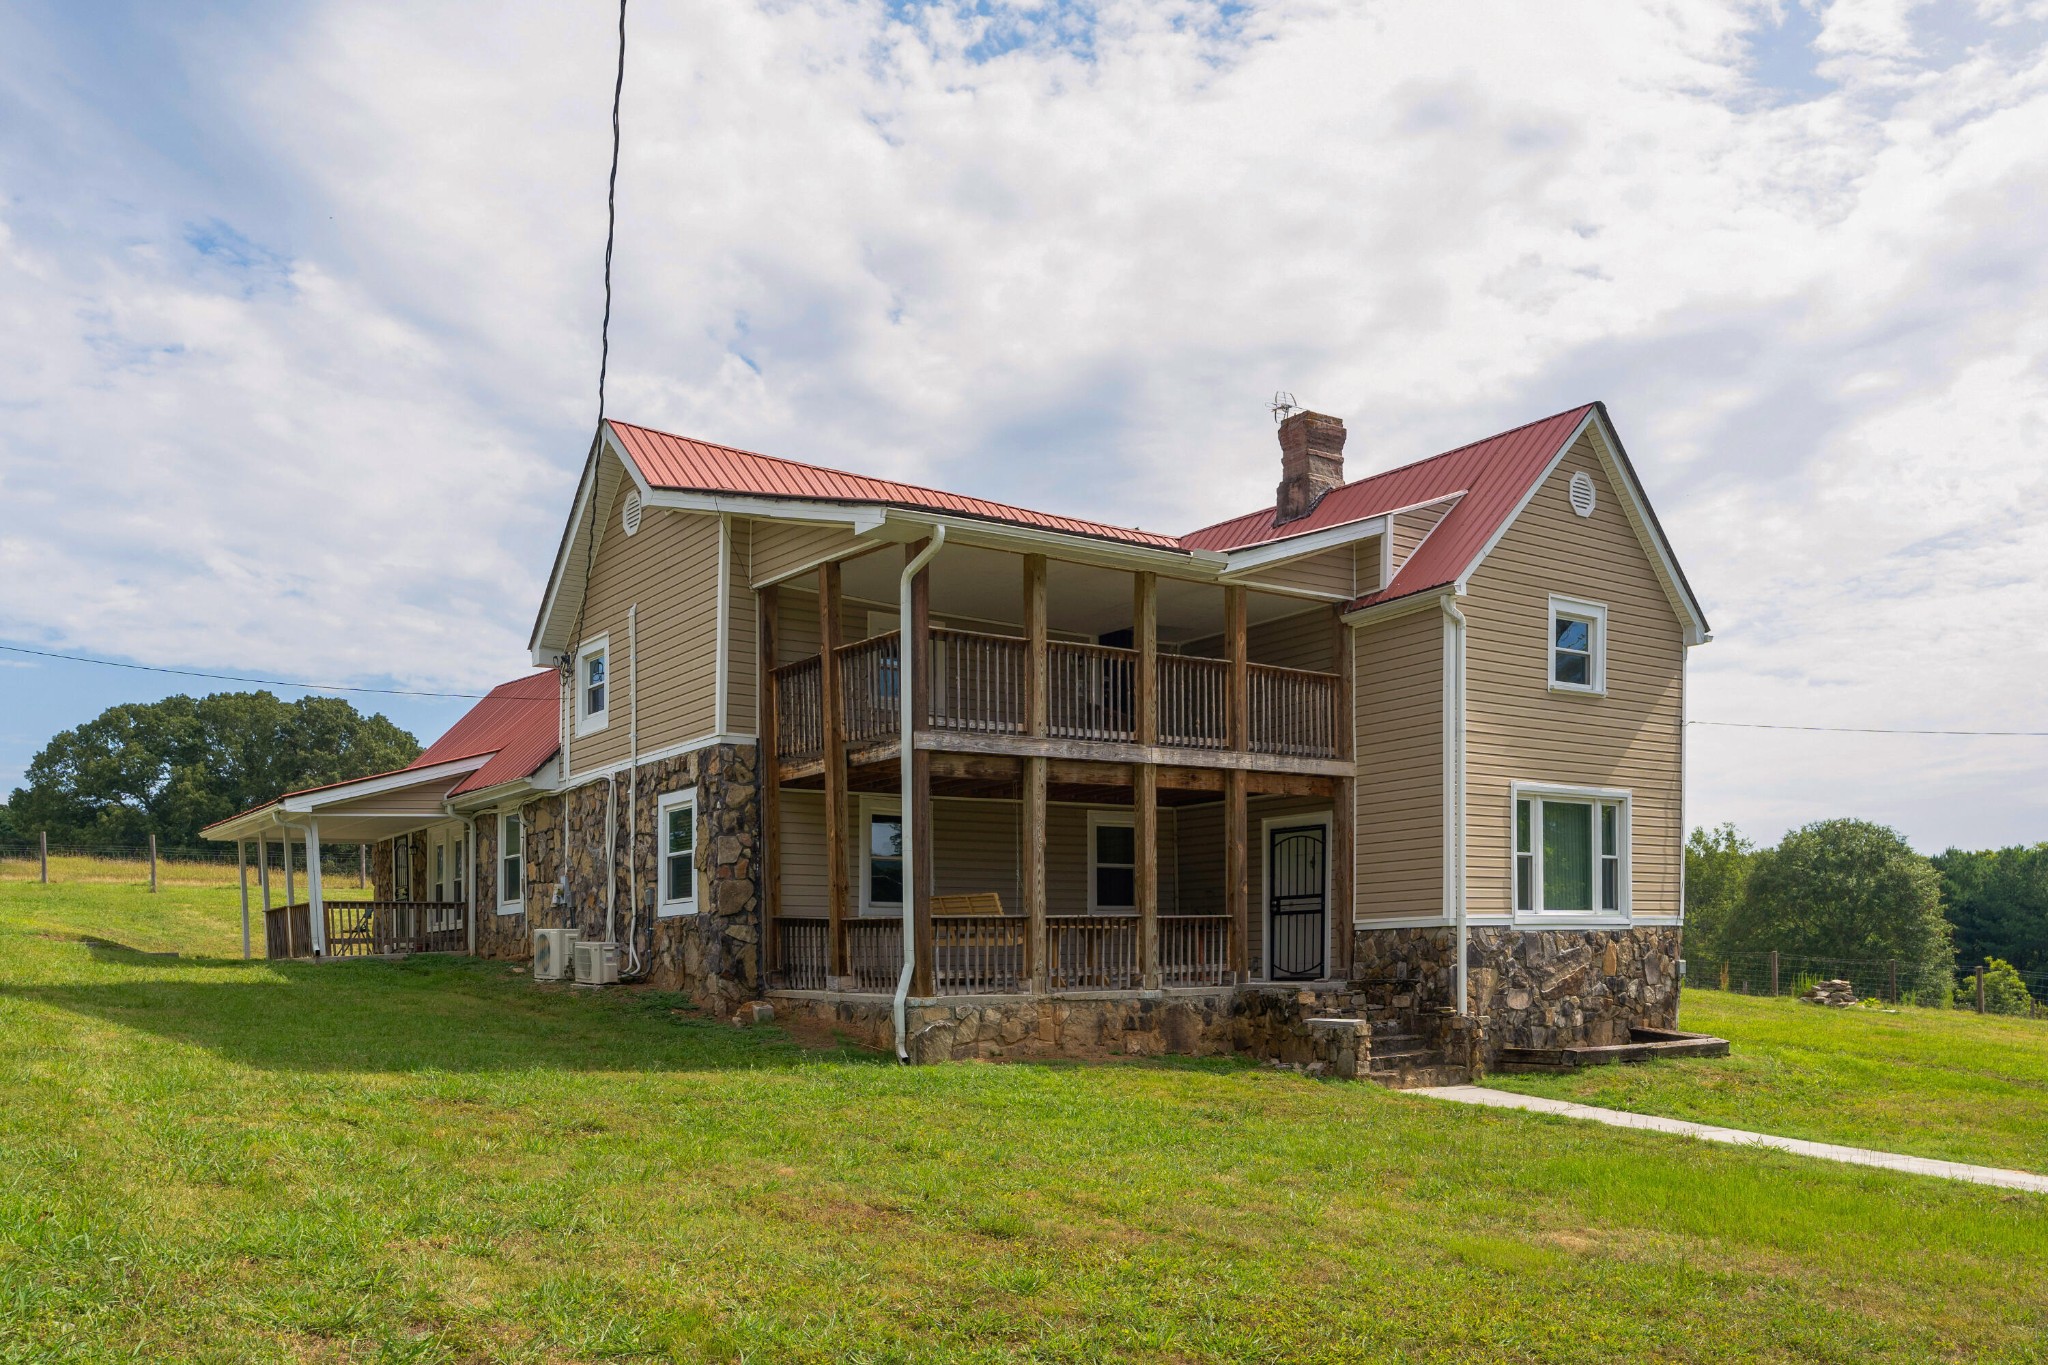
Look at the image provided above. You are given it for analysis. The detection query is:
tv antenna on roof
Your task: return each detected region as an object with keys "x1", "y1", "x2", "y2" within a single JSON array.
[{"x1": 1270, "y1": 391, "x2": 1299, "y2": 423}]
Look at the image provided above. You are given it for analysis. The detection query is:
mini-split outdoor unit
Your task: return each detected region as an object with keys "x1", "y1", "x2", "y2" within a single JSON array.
[
  {"x1": 532, "y1": 928, "x2": 580, "y2": 981},
  {"x1": 573, "y1": 940, "x2": 620, "y2": 987}
]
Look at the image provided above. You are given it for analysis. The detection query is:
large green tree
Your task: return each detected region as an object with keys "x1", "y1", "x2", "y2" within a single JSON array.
[
  {"x1": 7, "y1": 692, "x2": 420, "y2": 848},
  {"x1": 1724, "y1": 818, "x2": 1954, "y2": 993},
  {"x1": 1682, "y1": 823, "x2": 1755, "y2": 965},
  {"x1": 1932, "y1": 844, "x2": 2048, "y2": 973}
]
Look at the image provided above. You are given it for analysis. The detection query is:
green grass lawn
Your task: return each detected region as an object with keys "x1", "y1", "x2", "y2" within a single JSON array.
[
  {"x1": 4, "y1": 875, "x2": 2047, "y2": 1362},
  {"x1": 1485, "y1": 990, "x2": 2048, "y2": 1174}
]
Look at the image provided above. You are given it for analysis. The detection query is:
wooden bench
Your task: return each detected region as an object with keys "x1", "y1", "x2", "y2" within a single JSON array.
[{"x1": 929, "y1": 891, "x2": 1007, "y2": 917}]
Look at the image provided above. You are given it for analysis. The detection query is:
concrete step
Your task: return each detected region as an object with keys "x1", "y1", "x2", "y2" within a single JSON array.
[{"x1": 1367, "y1": 1062, "x2": 1473, "y2": 1090}]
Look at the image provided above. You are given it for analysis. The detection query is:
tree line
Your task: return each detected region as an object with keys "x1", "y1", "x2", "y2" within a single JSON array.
[
  {"x1": 1684, "y1": 818, "x2": 2044, "y2": 1012},
  {"x1": 0, "y1": 692, "x2": 420, "y2": 849}
]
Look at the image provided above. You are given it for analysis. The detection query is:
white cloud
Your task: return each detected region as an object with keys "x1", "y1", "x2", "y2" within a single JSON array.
[{"x1": 2, "y1": 0, "x2": 2046, "y2": 846}]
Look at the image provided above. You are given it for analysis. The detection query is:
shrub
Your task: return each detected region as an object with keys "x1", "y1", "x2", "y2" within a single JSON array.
[{"x1": 1954, "y1": 958, "x2": 2034, "y2": 1015}]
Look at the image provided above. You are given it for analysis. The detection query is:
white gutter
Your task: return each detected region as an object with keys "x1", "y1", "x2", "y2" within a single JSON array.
[
  {"x1": 1442, "y1": 595, "x2": 1469, "y2": 1016},
  {"x1": 893, "y1": 524, "x2": 946, "y2": 1063}
]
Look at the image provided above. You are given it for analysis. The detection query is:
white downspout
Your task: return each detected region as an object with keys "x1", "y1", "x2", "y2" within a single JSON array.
[
  {"x1": 626, "y1": 601, "x2": 641, "y2": 975},
  {"x1": 893, "y1": 525, "x2": 946, "y2": 1063},
  {"x1": 1442, "y1": 596, "x2": 1469, "y2": 1015},
  {"x1": 465, "y1": 815, "x2": 478, "y2": 955}
]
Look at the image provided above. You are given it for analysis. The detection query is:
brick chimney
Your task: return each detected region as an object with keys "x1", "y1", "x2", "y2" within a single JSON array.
[{"x1": 1275, "y1": 410, "x2": 1346, "y2": 523}]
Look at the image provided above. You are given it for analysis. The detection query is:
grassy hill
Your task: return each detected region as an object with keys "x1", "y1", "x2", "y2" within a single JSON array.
[{"x1": 2, "y1": 868, "x2": 2045, "y2": 1362}]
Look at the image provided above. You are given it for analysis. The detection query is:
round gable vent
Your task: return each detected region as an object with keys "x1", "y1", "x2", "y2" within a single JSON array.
[
  {"x1": 1568, "y1": 471, "x2": 1597, "y2": 518},
  {"x1": 622, "y1": 490, "x2": 643, "y2": 536}
]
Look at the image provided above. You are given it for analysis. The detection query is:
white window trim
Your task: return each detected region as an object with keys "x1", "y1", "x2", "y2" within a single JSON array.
[
  {"x1": 1547, "y1": 595, "x2": 1607, "y2": 695},
  {"x1": 497, "y1": 809, "x2": 524, "y2": 915},
  {"x1": 1086, "y1": 810, "x2": 1138, "y2": 915},
  {"x1": 858, "y1": 796, "x2": 904, "y2": 916},
  {"x1": 1511, "y1": 781, "x2": 1631, "y2": 925},
  {"x1": 575, "y1": 634, "x2": 611, "y2": 736},
  {"x1": 656, "y1": 787, "x2": 700, "y2": 918}
]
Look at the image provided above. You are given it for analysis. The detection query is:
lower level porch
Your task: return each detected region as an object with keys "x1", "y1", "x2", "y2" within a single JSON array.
[{"x1": 262, "y1": 899, "x2": 469, "y2": 960}]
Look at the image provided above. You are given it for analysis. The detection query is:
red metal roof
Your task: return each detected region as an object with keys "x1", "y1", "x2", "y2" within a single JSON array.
[
  {"x1": 417, "y1": 670, "x2": 562, "y2": 796},
  {"x1": 1181, "y1": 405, "x2": 1596, "y2": 608},
  {"x1": 608, "y1": 420, "x2": 1184, "y2": 550}
]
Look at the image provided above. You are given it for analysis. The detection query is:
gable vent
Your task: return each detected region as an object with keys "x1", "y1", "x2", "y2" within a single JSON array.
[
  {"x1": 622, "y1": 490, "x2": 643, "y2": 536},
  {"x1": 1567, "y1": 471, "x2": 1596, "y2": 518}
]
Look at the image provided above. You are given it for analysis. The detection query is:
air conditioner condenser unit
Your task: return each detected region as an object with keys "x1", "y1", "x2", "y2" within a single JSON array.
[
  {"x1": 574, "y1": 939, "x2": 620, "y2": 987},
  {"x1": 533, "y1": 927, "x2": 580, "y2": 981}
]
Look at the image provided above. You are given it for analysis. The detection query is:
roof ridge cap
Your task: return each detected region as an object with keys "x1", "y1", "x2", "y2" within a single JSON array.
[{"x1": 607, "y1": 417, "x2": 1162, "y2": 541}]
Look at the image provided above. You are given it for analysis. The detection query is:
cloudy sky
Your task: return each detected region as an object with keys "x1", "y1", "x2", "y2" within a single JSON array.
[{"x1": 3, "y1": 0, "x2": 2046, "y2": 852}]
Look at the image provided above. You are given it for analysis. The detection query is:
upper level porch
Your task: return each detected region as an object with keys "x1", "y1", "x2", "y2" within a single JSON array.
[{"x1": 763, "y1": 541, "x2": 1354, "y2": 781}]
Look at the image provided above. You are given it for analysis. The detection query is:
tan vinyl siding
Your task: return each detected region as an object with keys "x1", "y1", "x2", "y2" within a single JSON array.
[
  {"x1": 750, "y1": 521, "x2": 870, "y2": 587},
  {"x1": 1048, "y1": 803, "x2": 1176, "y2": 913},
  {"x1": 1461, "y1": 434, "x2": 1685, "y2": 919},
  {"x1": 569, "y1": 491, "x2": 722, "y2": 772},
  {"x1": 726, "y1": 519, "x2": 758, "y2": 734},
  {"x1": 1248, "y1": 607, "x2": 1338, "y2": 672},
  {"x1": 1389, "y1": 495, "x2": 1458, "y2": 573},
  {"x1": 1235, "y1": 544, "x2": 1355, "y2": 598},
  {"x1": 1176, "y1": 802, "x2": 1224, "y2": 916},
  {"x1": 1353, "y1": 537, "x2": 1383, "y2": 596},
  {"x1": 1353, "y1": 605, "x2": 1444, "y2": 921},
  {"x1": 774, "y1": 587, "x2": 871, "y2": 666},
  {"x1": 935, "y1": 800, "x2": 1021, "y2": 909},
  {"x1": 779, "y1": 789, "x2": 828, "y2": 914}
]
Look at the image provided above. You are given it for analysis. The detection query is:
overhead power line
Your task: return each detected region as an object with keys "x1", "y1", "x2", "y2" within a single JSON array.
[
  {"x1": 1689, "y1": 720, "x2": 2048, "y2": 737},
  {"x1": 0, "y1": 644, "x2": 486, "y2": 699}
]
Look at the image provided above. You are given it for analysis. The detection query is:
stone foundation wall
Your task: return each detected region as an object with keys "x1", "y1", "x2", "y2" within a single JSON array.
[
  {"x1": 472, "y1": 817, "x2": 528, "y2": 960},
  {"x1": 1350, "y1": 923, "x2": 1685, "y2": 1065},
  {"x1": 772, "y1": 983, "x2": 1371, "y2": 1071}
]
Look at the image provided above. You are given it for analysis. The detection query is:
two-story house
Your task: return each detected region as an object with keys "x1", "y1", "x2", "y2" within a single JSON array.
[{"x1": 206, "y1": 402, "x2": 1708, "y2": 1082}]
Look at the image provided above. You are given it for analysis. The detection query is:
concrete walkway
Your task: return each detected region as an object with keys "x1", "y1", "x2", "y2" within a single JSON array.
[{"x1": 1417, "y1": 1085, "x2": 2048, "y2": 1195}]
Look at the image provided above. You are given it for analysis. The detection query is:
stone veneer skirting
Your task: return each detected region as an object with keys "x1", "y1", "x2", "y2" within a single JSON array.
[
  {"x1": 1351, "y1": 923, "x2": 1684, "y2": 1065},
  {"x1": 469, "y1": 742, "x2": 764, "y2": 1014}
]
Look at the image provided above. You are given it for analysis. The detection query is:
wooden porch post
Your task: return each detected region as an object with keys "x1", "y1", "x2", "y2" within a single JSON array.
[
  {"x1": 758, "y1": 584, "x2": 782, "y2": 981},
  {"x1": 1225, "y1": 769, "x2": 1248, "y2": 982},
  {"x1": 1134, "y1": 571, "x2": 1160, "y2": 988},
  {"x1": 1330, "y1": 607, "x2": 1355, "y2": 980},
  {"x1": 304, "y1": 820, "x2": 326, "y2": 958},
  {"x1": 1225, "y1": 586, "x2": 1248, "y2": 752},
  {"x1": 236, "y1": 839, "x2": 251, "y2": 961},
  {"x1": 284, "y1": 837, "x2": 296, "y2": 915},
  {"x1": 819, "y1": 563, "x2": 849, "y2": 985},
  {"x1": 1023, "y1": 554, "x2": 1048, "y2": 991},
  {"x1": 909, "y1": 543, "x2": 936, "y2": 997},
  {"x1": 358, "y1": 843, "x2": 367, "y2": 888}
]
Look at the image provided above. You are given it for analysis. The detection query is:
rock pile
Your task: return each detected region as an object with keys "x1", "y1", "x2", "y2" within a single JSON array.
[{"x1": 1800, "y1": 979, "x2": 1856, "y2": 1007}]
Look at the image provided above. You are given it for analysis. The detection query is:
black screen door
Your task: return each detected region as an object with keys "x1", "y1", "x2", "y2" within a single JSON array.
[{"x1": 1267, "y1": 823, "x2": 1327, "y2": 981}]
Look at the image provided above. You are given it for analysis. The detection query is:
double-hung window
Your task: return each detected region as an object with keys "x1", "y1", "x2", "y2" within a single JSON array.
[
  {"x1": 576, "y1": 635, "x2": 610, "y2": 735},
  {"x1": 1547, "y1": 596, "x2": 1606, "y2": 694},
  {"x1": 1087, "y1": 813, "x2": 1137, "y2": 913},
  {"x1": 657, "y1": 789, "x2": 698, "y2": 917},
  {"x1": 862, "y1": 803, "x2": 904, "y2": 913},
  {"x1": 432, "y1": 841, "x2": 447, "y2": 902},
  {"x1": 498, "y1": 812, "x2": 523, "y2": 913},
  {"x1": 1514, "y1": 785, "x2": 1627, "y2": 918}
]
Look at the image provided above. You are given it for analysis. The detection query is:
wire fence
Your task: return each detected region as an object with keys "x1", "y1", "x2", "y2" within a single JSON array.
[
  {"x1": 1688, "y1": 950, "x2": 2048, "y2": 1018},
  {"x1": 0, "y1": 838, "x2": 372, "y2": 879}
]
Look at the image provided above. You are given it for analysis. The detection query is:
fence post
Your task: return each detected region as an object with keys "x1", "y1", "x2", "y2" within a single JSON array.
[
  {"x1": 1769, "y1": 950, "x2": 1779, "y2": 997},
  {"x1": 148, "y1": 834, "x2": 158, "y2": 893},
  {"x1": 1888, "y1": 958, "x2": 1897, "y2": 1004},
  {"x1": 1976, "y1": 965, "x2": 1985, "y2": 1014},
  {"x1": 39, "y1": 830, "x2": 48, "y2": 884}
]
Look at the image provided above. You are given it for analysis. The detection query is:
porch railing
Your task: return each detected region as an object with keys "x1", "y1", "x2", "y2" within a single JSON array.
[
  {"x1": 1046, "y1": 914, "x2": 1140, "y2": 990},
  {"x1": 1160, "y1": 915, "x2": 1231, "y2": 987},
  {"x1": 774, "y1": 655, "x2": 825, "y2": 762},
  {"x1": 1159, "y1": 655, "x2": 1230, "y2": 749},
  {"x1": 932, "y1": 915, "x2": 1026, "y2": 994},
  {"x1": 265, "y1": 901, "x2": 467, "y2": 959},
  {"x1": 839, "y1": 632, "x2": 900, "y2": 747},
  {"x1": 930, "y1": 628, "x2": 1026, "y2": 736},
  {"x1": 1046, "y1": 641, "x2": 1137, "y2": 743},
  {"x1": 1247, "y1": 663, "x2": 1341, "y2": 759},
  {"x1": 776, "y1": 915, "x2": 829, "y2": 990},
  {"x1": 847, "y1": 918, "x2": 903, "y2": 992}
]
